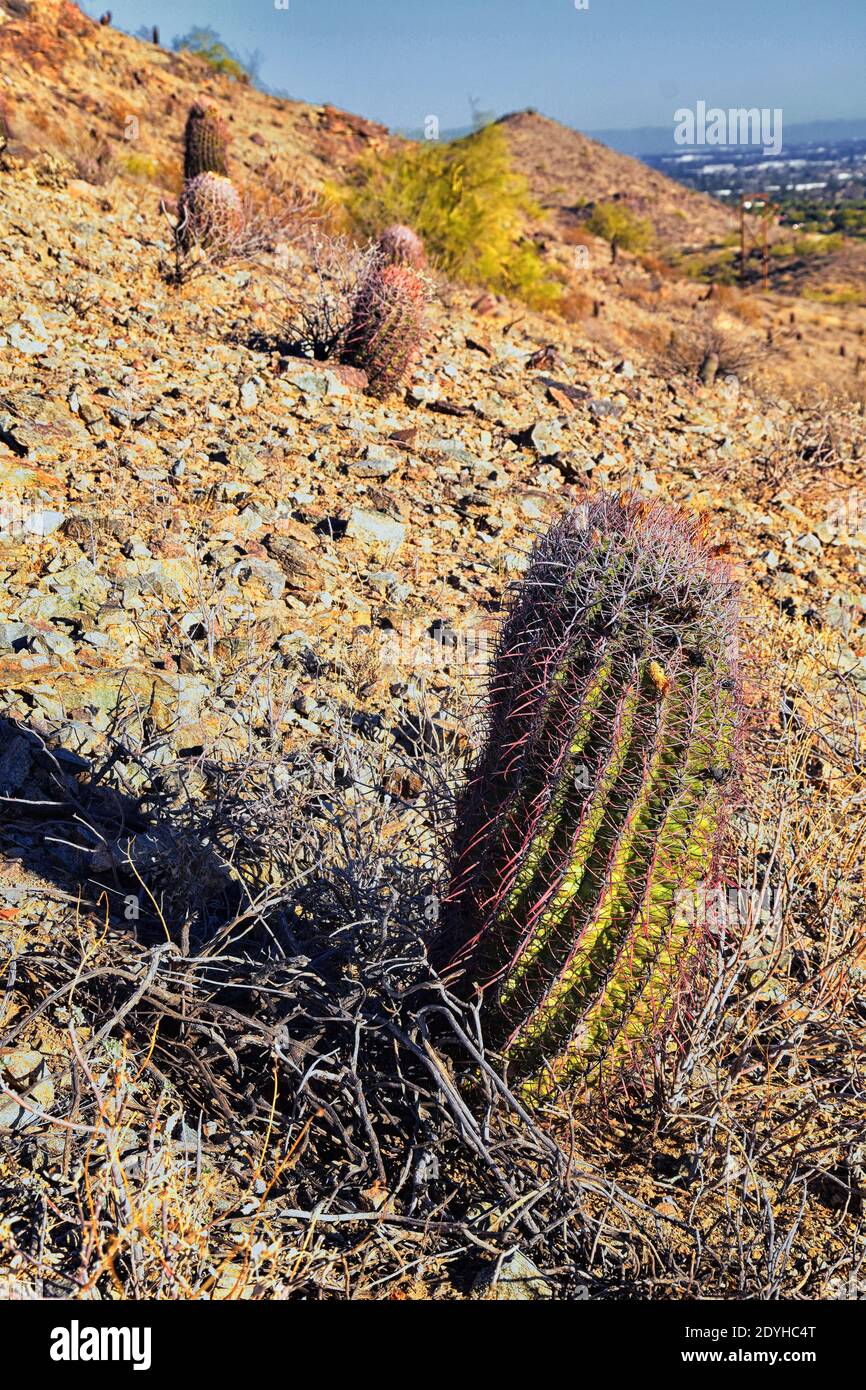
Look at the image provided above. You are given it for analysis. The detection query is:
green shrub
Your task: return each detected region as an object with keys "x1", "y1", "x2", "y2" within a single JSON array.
[
  {"x1": 338, "y1": 123, "x2": 561, "y2": 309},
  {"x1": 586, "y1": 201, "x2": 653, "y2": 253},
  {"x1": 123, "y1": 153, "x2": 160, "y2": 181},
  {"x1": 173, "y1": 26, "x2": 249, "y2": 82}
]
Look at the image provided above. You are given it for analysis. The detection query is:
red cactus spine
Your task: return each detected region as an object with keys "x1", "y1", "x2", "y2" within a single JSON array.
[
  {"x1": 434, "y1": 495, "x2": 742, "y2": 1098},
  {"x1": 377, "y1": 223, "x2": 427, "y2": 269},
  {"x1": 343, "y1": 264, "x2": 426, "y2": 399},
  {"x1": 177, "y1": 172, "x2": 243, "y2": 251}
]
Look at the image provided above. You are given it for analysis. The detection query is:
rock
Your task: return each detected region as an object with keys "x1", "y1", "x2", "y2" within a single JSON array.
[
  {"x1": 529, "y1": 419, "x2": 564, "y2": 455},
  {"x1": 239, "y1": 380, "x2": 259, "y2": 412},
  {"x1": 24, "y1": 508, "x2": 65, "y2": 537},
  {"x1": 796, "y1": 532, "x2": 822, "y2": 556},
  {"x1": 639, "y1": 468, "x2": 660, "y2": 494},
  {"x1": 346, "y1": 508, "x2": 405, "y2": 552},
  {"x1": 0, "y1": 732, "x2": 33, "y2": 794},
  {"x1": 346, "y1": 445, "x2": 399, "y2": 479},
  {"x1": 8, "y1": 317, "x2": 52, "y2": 355},
  {"x1": 471, "y1": 1250, "x2": 552, "y2": 1301},
  {"x1": 0, "y1": 1049, "x2": 54, "y2": 1131},
  {"x1": 614, "y1": 358, "x2": 635, "y2": 378},
  {"x1": 264, "y1": 534, "x2": 323, "y2": 591}
]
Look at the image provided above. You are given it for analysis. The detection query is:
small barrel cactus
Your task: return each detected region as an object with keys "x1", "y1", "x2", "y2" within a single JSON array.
[
  {"x1": 178, "y1": 172, "x2": 243, "y2": 251},
  {"x1": 377, "y1": 223, "x2": 426, "y2": 269},
  {"x1": 183, "y1": 101, "x2": 230, "y2": 181},
  {"x1": 343, "y1": 264, "x2": 426, "y2": 398},
  {"x1": 435, "y1": 495, "x2": 741, "y2": 1098}
]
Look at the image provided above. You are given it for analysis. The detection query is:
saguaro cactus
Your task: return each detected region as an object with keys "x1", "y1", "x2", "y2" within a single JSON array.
[
  {"x1": 343, "y1": 264, "x2": 426, "y2": 398},
  {"x1": 435, "y1": 496, "x2": 741, "y2": 1097},
  {"x1": 183, "y1": 101, "x2": 230, "y2": 181}
]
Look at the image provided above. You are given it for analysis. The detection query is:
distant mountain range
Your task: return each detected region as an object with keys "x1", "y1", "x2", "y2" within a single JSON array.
[{"x1": 398, "y1": 116, "x2": 866, "y2": 156}]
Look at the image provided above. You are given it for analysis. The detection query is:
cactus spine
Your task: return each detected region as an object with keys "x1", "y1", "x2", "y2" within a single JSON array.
[
  {"x1": 343, "y1": 264, "x2": 426, "y2": 398},
  {"x1": 436, "y1": 496, "x2": 740, "y2": 1097},
  {"x1": 178, "y1": 172, "x2": 243, "y2": 251},
  {"x1": 183, "y1": 102, "x2": 230, "y2": 181},
  {"x1": 377, "y1": 223, "x2": 427, "y2": 269}
]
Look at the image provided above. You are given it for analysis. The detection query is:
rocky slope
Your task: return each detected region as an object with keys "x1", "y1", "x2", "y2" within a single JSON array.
[{"x1": 0, "y1": 0, "x2": 864, "y2": 1301}]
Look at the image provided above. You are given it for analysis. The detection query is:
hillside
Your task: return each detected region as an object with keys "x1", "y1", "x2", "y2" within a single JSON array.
[
  {"x1": 0, "y1": 1, "x2": 864, "y2": 1302},
  {"x1": 0, "y1": 0, "x2": 393, "y2": 194},
  {"x1": 498, "y1": 108, "x2": 737, "y2": 251}
]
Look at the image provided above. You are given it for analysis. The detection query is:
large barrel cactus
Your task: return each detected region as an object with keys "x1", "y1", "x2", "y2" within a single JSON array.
[{"x1": 435, "y1": 496, "x2": 741, "y2": 1098}]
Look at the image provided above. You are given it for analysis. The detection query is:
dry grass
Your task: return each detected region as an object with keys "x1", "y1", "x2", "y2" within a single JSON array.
[
  {"x1": 1, "y1": 595, "x2": 863, "y2": 1299},
  {"x1": 160, "y1": 178, "x2": 321, "y2": 286},
  {"x1": 662, "y1": 314, "x2": 766, "y2": 384}
]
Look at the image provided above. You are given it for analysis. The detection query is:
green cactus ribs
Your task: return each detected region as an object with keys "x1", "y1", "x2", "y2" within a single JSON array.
[
  {"x1": 183, "y1": 101, "x2": 230, "y2": 181},
  {"x1": 435, "y1": 494, "x2": 741, "y2": 1098}
]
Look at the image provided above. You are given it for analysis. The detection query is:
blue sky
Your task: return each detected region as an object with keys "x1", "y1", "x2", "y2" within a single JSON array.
[{"x1": 86, "y1": 0, "x2": 865, "y2": 133}]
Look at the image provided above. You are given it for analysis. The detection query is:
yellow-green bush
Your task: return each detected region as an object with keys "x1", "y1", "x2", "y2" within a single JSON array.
[
  {"x1": 124, "y1": 153, "x2": 159, "y2": 181},
  {"x1": 338, "y1": 124, "x2": 561, "y2": 310},
  {"x1": 173, "y1": 27, "x2": 250, "y2": 82},
  {"x1": 586, "y1": 201, "x2": 653, "y2": 253}
]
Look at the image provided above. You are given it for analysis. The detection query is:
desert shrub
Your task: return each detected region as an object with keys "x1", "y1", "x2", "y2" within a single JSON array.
[
  {"x1": 278, "y1": 232, "x2": 383, "y2": 360},
  {"x1": 70, "y1": 131, "x2": 116, "y2": 185},
  {"x1": 172, "y1": 26, "x2": 250, "y2": 82},
  {"x1": 557, "y1": 287, "x2": 593, "y2": 322},
  {"x1": 164, "y1": 174, "x2": 318, "y2": 285},
  {"x1": 586, "y1": 201, "x2": 653, "y2": 254},
  {"x1": 123, "y1": 152, "x2": 160, "y2": 181},
  {"x1": 560, "y1": 222, "x2": 595, "y2": 248},
  {"x1": 663, "y1": 316, "x2": 763, "y2": 383},
  {"x1": 338, "y1": 123, "x2": 561, "y2": 310},
  {"x1": 638, "y1": 251, "x2": 676, "y2": 279},
  {"x1": 803, "y1": 284, "x2": 865, "y2": 306}
]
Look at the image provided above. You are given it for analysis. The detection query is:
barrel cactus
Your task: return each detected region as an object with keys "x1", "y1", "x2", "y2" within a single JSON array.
[
  {"x1": 183, "y1": 101, "x2": 229, "y2": 181},
  {"x1": 435, "y1": 496, "x2": 741, "y2": 1099},
  {"x1": 343, "y1": 264, "x2": 426, "y2": 398},
  {"x1": 377, "y1": 223, "x2": 426, "y2": 269},
  {"x1": 178, "y1": 172, "x2": 243, "y2": 251}
]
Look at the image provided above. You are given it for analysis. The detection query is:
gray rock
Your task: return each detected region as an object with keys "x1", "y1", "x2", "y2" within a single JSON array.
[
  {"x1": 346, "y1": 508, "x2": 405, "y2": 551},
  {"x1": 0, "y1": 733, "x2": 33, "y2": 795},
  {"x1": 347, "y1": 445, "x2": 399, "y2": 479},
  {"x1": 796, "y1": 532, "x2": 822, "y2": 556},
  {"x1": 472, "y1": 1250, "x2": 552, "y2": 1301},
  {"x1": 529, "y1": 419, "x2": 564, "y2": 455},
  {"x1": 0, "y1": 1050, "x2": 54, "y2": 1131},
  {"x1": 24, "y1": 509, "x2": 65, "y2": 537}
]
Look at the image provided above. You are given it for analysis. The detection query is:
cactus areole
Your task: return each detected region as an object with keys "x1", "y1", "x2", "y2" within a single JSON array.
[{"x1": 436, "y1": 496, "x2": 741, "y2": 1097}]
